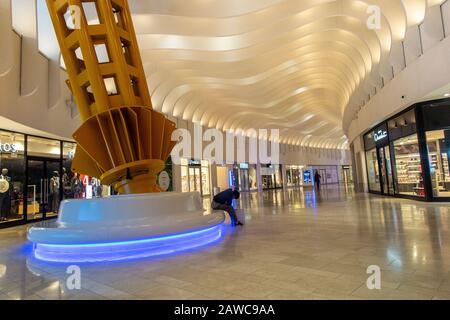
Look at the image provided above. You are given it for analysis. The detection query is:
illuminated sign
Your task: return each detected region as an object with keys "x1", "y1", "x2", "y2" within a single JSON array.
[
  {"x1": 0, "y1": 143, "x2": 18, "y2": 153},
  {"x1": 239, "y1": 163, "x2": 249, "y2": 169},
  {"x1": 374, "y1": 130, "x2": 388, "y2": 142},
  {"x1": 228, "y1": 170, "x2": 235, "y2": 187},
  {"x1": 303, "y1": 170, "x2": 311, "y2": 183},
  {"x1": 189, "y1": 159, "x2": 201, "y2": 166}
]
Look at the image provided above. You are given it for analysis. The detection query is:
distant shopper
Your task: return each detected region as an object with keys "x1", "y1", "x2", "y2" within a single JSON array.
[
  {"x1": 211, "y1": 188, "x2": 243, "y2": 226},
  {"x1": 314, "y1": 171, "x2": 322, "y2": 190}
]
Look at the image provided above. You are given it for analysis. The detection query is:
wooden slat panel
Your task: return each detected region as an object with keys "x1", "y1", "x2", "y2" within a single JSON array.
[
  {"x1": 64, "y1": 30, "x2": 79, "y2": 50},
  {"x1": 125, "y1": 108, "x2": 143, "y2": 160},
  {"x1": 72, "y1": 117, "x2": 112, "y2": 171},
  {"x1": 117, "y1": 109, "x2": 135, "y2": 161},
  {"x1": 96, "y1": 113, "x2": 120, "y2": 168},
  {"x1": 110, "y1": 109, "x2": 133, "y2": 163},
  {"x1": 71, "y1": 146, "x2": 104, "y2": 179},
  {"x1": 99, "y1": 63, "x2": 116, "y2": 75},
  {"x1": 108, "y1": 94, "x2": 125, "y2": 108},
  {"x1": 54, "y1": 0, "x2": 67, "y2": 13},
  {"x1": 136, "y1": 107, "x2": 152, "y2": 159},
  {"x1": 164, "y1": 140, "x2": 178, "y2": 162},
  {"x1": 106, "y1": 111, "x2": 127, "y2": 165},
  {"x1": 161, "y1": 119, "x2": 177, "y2": 161},
  {"x1": 87, "y1": 24, "x2": 107, "y2": 37},
  {"x1": 151, "y1": 112, "x2": 166, "y2": 159},
  {"x1": 76, "y1": 69, "x2": 89, "y2": 88}
]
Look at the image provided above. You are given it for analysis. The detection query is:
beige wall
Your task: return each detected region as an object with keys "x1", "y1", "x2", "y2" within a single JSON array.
[{"x1": 0, "y1": 0, "x2": 80, "y2": 140}]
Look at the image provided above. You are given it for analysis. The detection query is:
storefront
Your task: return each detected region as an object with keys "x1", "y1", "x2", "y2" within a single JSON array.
[
  {"x1": 311, "y1": 165, "x2": 340, "y2": 186},
  {"x1": 363, "y1": 98, "x2": 450, "y2": 201},
  {"x1": 0, "y1": 130, "x2": 111, "y2": 229},
  {"x1": 260, "y1": 164, "x2": 283, "y2": 190},
  {"x1": 180, "y1": 159, "x2": 211, "y2": 197},
  {"x1": 341, "y1": 166, "x2": 354, "y2": 185},
  {"x1": 230, "y1": 163, "x2": 258, "y2": 191},
  {"x1": 285, "y1": 165, "x2": 303, "y2": 187},
  {"x1": 302, "y1": 167, "x2": 313, "y2": 187}
]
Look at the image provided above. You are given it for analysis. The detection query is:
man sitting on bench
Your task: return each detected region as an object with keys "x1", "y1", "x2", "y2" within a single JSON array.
[{"x1": 211, "y1": 188, "x2": 243, "y2": 227}]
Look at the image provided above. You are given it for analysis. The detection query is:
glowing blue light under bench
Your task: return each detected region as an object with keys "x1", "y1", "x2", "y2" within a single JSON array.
[{"x1": 28, "y1": 192, "x2": 226, "y2": 263}]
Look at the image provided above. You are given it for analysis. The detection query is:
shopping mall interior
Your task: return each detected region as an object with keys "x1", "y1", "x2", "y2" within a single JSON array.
[{"x1": 1, "y1": 0, "x2": 450, "y2": 301}]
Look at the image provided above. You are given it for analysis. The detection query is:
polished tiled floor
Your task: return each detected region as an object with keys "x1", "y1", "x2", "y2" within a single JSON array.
[{"x1": 2, "y1": 185, "x2": 450, "y2": 300}]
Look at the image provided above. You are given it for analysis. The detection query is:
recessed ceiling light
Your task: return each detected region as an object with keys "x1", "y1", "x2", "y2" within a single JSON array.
[{"x1": 444, "y1": 93, "x2": 450, "y2": 97}]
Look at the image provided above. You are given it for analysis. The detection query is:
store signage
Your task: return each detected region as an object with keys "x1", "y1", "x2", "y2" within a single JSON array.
[
  {"x1": 228, "y1": 170, "x2": 235, "y2": 188},
  {"x1": 158, "y1": 171, "x2": 171, "y2": 191},
  {"x1": 303, "y1": 170, "x2": 312, "y2": 183},
  {"x1": 239, "y1": 163, "x2": 249, "y2": 169},
  {"x1": 374, "y1": 130, "x2": 388, "y2": 142},
  {"x1": 189, "y1": 159, "x2": 201, "y2": 166},
  {"x1": 0, "y1": 143, "x2": 18, "y2": 153}
]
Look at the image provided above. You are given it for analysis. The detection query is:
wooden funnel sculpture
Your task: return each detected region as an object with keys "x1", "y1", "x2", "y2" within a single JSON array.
[{"x1": 46, "y1": 0, "x2": 176, "y2": 194}]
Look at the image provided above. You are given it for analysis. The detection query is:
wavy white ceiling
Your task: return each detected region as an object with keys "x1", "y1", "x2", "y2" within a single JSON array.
[{"x1": 36, "y1": 0, "x2": 446, "y2": 149}]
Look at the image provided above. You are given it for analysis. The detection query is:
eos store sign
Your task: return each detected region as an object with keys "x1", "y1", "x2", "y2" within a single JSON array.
[{"x1": 0, "y1": 143, "x2": 18, "y2": 153}]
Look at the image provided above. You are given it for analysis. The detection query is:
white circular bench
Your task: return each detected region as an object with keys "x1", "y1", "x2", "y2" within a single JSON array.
[{"x1": 28, "y1": 192, "x2": 226, "y2": 263}]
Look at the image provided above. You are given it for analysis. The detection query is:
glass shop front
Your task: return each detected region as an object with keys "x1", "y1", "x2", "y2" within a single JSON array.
[
  {"x1": 0, "y1": 130, "x2": 111, "y2": 228},
  {"x1": 260, "y1": 164, "x2": 283, "y2": 190},
  {"x1": 285, "y1": 165, "x2": 303, "y2": 187},
  {"x1": 363, "y1": 98, "x2": 450, "y2": 201},
  {"x1": 230, "y1": 163, "x2": 258, "y2": 191},
  {"x1": 180, "y1": 158, "x2": 211, "y2": 197}
]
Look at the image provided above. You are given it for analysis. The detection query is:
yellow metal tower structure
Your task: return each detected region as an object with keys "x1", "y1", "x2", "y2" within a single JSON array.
[{"x1": 46, "y1": 0, "x2": 176, "y2": 194}]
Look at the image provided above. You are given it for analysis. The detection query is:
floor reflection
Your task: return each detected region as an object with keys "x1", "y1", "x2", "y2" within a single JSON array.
[{"x1": 2, "y1": 185, "x2": 450, "y2": 299}]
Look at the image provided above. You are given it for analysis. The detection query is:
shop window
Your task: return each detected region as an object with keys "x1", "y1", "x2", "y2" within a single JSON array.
[
  {"x1": 261, "y1": 164, "x2": 282, "y2": 190},
  {"x1": 426, "y1": 130, "x2": 450, "y2": 197},
  {"x1": 388, "y1": 109, "x2": 417, "y2": 141},
  {"x1": 28, "y1": 136, "x2": 60, "y2": 159},
  {"x1": 180, "y1": 159, "x2": 211, "y2": 196},
  {"x1": 366, "y1": 148, "x2": 380, "y2": 192},
  {"x1": 0, "y1": 131, "x2": 25, "y2": 224},
  {"x1": 63, "y1": 142, "x2": 111, "y2": 200},
  {"x1": 249, "y1": 165, "x2": 257, "y2": 190},
  {"x1": 201, "y1": 162, "x2": 211, "y2": 196},
  {"x1": 181, "y1": 165, "x2": 189, "y2": 193},
  {"x1": 392, "y1": 134, "x2": 425, "y2": 197}
]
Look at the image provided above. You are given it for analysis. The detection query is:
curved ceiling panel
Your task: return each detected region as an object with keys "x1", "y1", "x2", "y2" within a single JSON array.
[{"x1": 124, "y1": 0, "x2": 443, "y2": 148}]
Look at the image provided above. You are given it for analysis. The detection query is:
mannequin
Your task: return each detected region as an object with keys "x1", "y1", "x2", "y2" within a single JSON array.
[
  {"x1": 71, "y1": 173, "x2": 84, "y2": 199},
  {"x1": 0, "y1": 168, "x2": 12, "y2": 221},
  {"x1": 62, "y1": 167, "x2": 71, "y2": 198},
  {"x1": 92, "y1": 178, "x2": 103, "y2": 198},
  {"x1": 49, "y1": 171, "x2": 60, "y2": 213}
]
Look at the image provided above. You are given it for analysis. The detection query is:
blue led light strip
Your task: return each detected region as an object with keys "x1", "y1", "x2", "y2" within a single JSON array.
[{"x1": 32, "y1": 224, "x2": 224, "y2": 263}]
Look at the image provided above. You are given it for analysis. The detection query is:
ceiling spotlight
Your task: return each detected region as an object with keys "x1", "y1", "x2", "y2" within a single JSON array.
[{"x1": 444, "y1": 93, "x2": 450, "y2": 97}]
